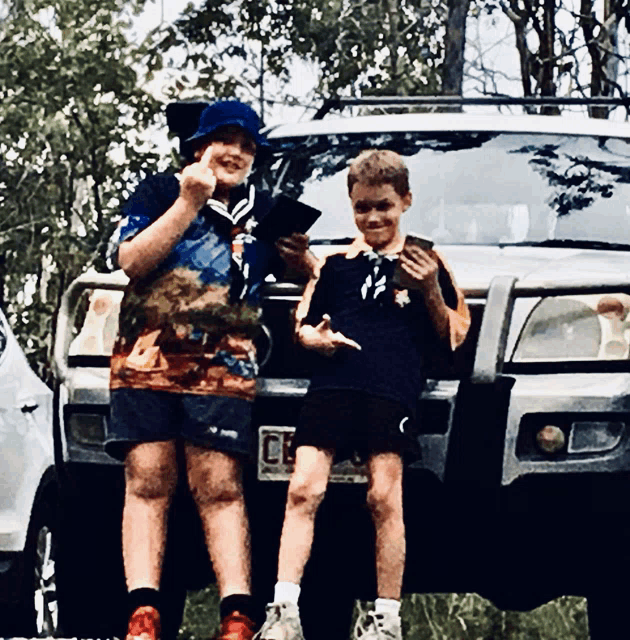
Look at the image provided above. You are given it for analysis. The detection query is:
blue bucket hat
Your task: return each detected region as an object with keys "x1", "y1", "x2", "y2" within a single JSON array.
[{"x1": 184, "y1": 100, "x2": 269, "y2": 150}]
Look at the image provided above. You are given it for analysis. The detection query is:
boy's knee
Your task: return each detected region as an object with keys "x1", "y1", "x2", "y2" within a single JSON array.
[
  {"x1": 366, "y1": 484, "x2": 401, "y2": 520},
  {"x1": 126, "y1": 462, "x2": 177, "y2": 501},
  {"x1": 191, "y1": 477, "x2": 243, "y2": 508},
  {"x1": 287, "y1": 473, "x2": 327, "y2": 512},
  {"x1": 186, "y1": 448, "x2": 244, "y2": 508},
  {"x1": 125, "y1": 442, "x2": 177, "y2": 500}
]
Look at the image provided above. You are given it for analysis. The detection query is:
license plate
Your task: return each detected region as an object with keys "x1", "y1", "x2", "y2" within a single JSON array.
[{"x1": 257, "y1": 425, "x2": 368, "y2": 483}]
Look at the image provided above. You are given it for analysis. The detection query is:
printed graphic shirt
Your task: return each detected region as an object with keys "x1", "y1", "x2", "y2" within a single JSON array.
[
  {"x1": 295, "y1": 236, "x2": 470, "y2": 414},
  {"x1": 106, "y1": 172, "x2": 280, "y2": 400}
]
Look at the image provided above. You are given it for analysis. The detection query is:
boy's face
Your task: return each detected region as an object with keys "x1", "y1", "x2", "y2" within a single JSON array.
[
  {"x1": 194, "y1": 125, "x2": 256, "y2": 190},
  {"x1": 350, "y1": 181, "x2": 411, "y2": 251}
]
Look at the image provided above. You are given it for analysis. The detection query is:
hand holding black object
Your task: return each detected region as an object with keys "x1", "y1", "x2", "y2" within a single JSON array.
[
  {"x1": 397, "y1": 244, "x2": 440, "y2": 295},
  {"x1": 276, "y1": 233, "x2": 317, "y2": 277}
]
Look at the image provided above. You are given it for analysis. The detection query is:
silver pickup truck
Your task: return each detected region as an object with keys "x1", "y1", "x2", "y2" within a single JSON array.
[{"x1": 52, "y1": 101, "x2": 630, "y2": 640}]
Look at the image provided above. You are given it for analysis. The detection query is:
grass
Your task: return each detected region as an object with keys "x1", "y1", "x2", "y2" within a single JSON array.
[{"x1": 178, "y1": 587, "x2": 590, "y2": 640}]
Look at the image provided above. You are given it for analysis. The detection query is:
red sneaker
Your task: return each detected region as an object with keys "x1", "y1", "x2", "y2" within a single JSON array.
[
  {"x1": 216, "y1": 611, "x2": 256, "y2": 640},
  {"x1": 126, "y1": 605, "x2": 161, "y2": 640}
]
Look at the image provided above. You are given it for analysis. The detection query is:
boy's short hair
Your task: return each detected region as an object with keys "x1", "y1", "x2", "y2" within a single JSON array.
[{"x1": 347, "y1": 149, "x2": 410, "y2": 197}]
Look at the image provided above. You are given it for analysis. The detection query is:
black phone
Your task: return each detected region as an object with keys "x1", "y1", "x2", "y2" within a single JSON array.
[
  {"x1": 392, "y1": 232, "x2": 434, "y2": 287},
  {"x1": 253, "y1": 195, "x2": 322, "y2": 244},
  {"x1": 402, "y1": 232, "x2": 434, "y2": 251}
]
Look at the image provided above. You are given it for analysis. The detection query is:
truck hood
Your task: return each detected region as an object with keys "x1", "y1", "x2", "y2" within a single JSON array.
[
  {"x1": 421, "y1": 245, "x2": 630, "y2": 289},
  {"x1": 311, "y1": 243, "x2": 630, "y2": 289}
]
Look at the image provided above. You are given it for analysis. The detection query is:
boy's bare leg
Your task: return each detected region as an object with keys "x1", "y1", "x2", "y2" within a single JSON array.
[
  {"x1": 185, "y1": 444, "x2": 251, "y2": 597},
  {"x1": 366, "y1": 452, "x2": 405, "y2": 599},
  {"x1": 277, "y1": 445, "x2": 334, "y2": 584},
  {"x1": 123, "y1": 440, "x2": 178, "y2": 590}
]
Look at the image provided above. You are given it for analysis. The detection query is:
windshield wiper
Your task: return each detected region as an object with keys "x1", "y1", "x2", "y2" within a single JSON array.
[{"x1": 501, "y1": 239, "x2": 630, "y2": 251}]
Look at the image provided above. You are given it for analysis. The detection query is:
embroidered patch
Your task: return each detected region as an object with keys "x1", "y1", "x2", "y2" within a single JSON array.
[{"x1": 394, "y1": 289, "x2": 411, "y2": 307}]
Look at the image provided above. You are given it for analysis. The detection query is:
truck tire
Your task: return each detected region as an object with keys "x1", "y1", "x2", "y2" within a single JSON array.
[
  {"x1": 584, "y1": 512, "x2": 630, "y2": 640},
  {"x1": 300, "y1": 486, "x2": 372, "y2": 640},
  {"x1": 586, "y1": 584, "x2": 628, "y2": 640},
  {"x1": 55, "y1": 487, "x2": 188, "y2": 640},
  {"x1": 0, "y1": 491, "x2": 60, "y2": 638},
  {"x1": 299, "y1": 576, "x2": 355, "y2": 640}
]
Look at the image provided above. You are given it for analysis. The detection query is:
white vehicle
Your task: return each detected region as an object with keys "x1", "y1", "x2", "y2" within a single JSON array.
[
  {"x1": 0, "y1": 307, "x2": 57, "y2": 637},
  {"x1": 53, "y1": 96, "x2": 630, "y2": 640}
]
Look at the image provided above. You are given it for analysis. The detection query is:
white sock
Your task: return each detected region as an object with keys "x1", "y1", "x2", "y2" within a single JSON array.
[
  {"x1": 374, "y1": 598, "x2": 401, "y2": 616},
  {"x1": 273, "y1": 581, "x2": 301, "y2": 606}
]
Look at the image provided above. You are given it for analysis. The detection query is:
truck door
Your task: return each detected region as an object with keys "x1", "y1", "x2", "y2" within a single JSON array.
[{"x1": 0, "y1": 308, "x2": 53, "y2": 552}]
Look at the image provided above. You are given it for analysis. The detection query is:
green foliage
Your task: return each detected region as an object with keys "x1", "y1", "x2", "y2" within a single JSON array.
[
  {"x1": 0, "y1": 0, "x2": 163, "y2": 381},
  {"x1": 283, "y1": 0, "x2": 444, "y2": 98},
  {"x1": 178, "y1": 587, "x2": 590, "y2": 640},
  {"x1": 150, "y1": 0, "x2": 446, "y2": 118},
  {"x1": 179, "y1": 586, "x2": 221, "y2": 640}
]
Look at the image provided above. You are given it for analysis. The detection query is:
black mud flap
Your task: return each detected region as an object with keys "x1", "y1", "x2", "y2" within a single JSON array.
[
  {"x1": 441, "y1": 376, "x2": 516, "y2": 600},
  {"x1": 444, "y1": 376, "x2": 515, "y2": 491}
]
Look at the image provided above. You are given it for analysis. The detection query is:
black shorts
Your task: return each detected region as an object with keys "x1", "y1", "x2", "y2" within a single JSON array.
[
  {"x1": 106, "y1": 388, "x2": 254, "y2": 462},
  {"x1": 293, "y1": 389, "x2": 420, "y2": 464}
]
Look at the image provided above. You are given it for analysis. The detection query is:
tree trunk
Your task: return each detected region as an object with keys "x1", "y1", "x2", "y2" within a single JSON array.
[
  {"x1": 442, "y1": 0, "x2": 471, "y2": 97},
  {"x1": 503, "y1": 2, "x2": 535, "y2": 113},
  {"x1": 385, "y1": 0, "x2": 402, "y2": 94},
  {"x1": 589, "y1": 0, "x2": 619, "y2": 118},
  {"x1": 540, "y1": 0, "x2": 559, "y2": 114},
  {"x1": 603, "y1": 0, "x2": 620, "y2": 93},
  {"x1": 259, "y1": 38, "x2": 265, "y2": 124},
  {"x1": 580, "y1": 0, "x2": 618, "y2": 118}
]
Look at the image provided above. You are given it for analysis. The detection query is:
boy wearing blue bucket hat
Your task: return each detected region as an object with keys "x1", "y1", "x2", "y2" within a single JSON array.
[{"x1": 105, "y1": 100, "x2": 315, "y2": 640}]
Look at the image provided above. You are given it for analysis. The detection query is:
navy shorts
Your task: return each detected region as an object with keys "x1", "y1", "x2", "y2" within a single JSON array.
[
  {"x1": 106, "y1": 388, "x2": 254, "y2": 461},
  {"x1": 293, "y1": 389, "x2": 420, "y2": 464}
]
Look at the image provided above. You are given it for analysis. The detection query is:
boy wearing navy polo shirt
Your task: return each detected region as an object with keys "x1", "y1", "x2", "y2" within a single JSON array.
[{"x1": 255, "y1": 150, "x2": 470, "y2": 640}]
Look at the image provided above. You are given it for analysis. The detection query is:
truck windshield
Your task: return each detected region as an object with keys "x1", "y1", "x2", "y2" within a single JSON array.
[{"x1": 255, "y1": 131, "x2": 630, "y2": 247}]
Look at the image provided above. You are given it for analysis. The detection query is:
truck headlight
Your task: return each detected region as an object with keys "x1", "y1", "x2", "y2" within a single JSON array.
[{"x1": 512, "y1": 294, "x2": 630, "y2": 362}]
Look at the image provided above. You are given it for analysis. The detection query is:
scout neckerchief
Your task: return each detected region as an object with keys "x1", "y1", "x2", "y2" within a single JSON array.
[
  {"x1": 361, "y1": 250, "x2": 398, "y2": 301},
  {"x1": 186, "y1": 177, "x2": 260, "y2": 301}
]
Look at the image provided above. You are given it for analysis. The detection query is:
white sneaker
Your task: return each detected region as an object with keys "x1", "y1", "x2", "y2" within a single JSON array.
[
  {"x1": 352, "y1": 610, "x2": 402, "y2": 640},
  {"x1": 253, "y1": 602, "x2": 304, "y2": 640}
]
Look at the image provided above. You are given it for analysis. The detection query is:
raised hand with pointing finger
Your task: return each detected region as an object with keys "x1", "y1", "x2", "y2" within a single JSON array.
[
  {"x1": 299, "y1": 314, "x2": 362, "y2": 357},
  {"x1": 179, "y1": 144, "x2": 217, "y2": 211}
]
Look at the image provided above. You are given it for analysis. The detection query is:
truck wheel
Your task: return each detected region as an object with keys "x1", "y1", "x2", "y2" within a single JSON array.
[
  {"x1": 57, "y1": 490, "x2": 187, "y2": 640},
  {"x1": 299, "y1": 579, "x2": 355, "y2": 640},
  {"x1": 581, "y1": 511, "x2": 630, "y2": 640},
  {"x1": 160, "y1": 585, "x2": 188, "y2": 640},
  {"x1": 54, "y1": 497, "x2": 126, "y2": 638},
  {"x1": 0, "y1": 495, "x2": 60, "y2": 637},
  {"x1": 586, "y1": 586, "x2": 627, "y2": 640},
  {"x1": 298, "y1": 488, "x2": 370, "y2": 640}
]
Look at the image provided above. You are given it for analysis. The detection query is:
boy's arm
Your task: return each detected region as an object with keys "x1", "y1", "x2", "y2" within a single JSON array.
[
  {"x1": 118, "y1": 147, "x2": 217, "y2": 280},
  {"x1": 398, "y1": 245, "x2": 470, "y2": 349},
  {"x1": 436, "y1": 251, "x2": 471, "y2": 349},
  {"x1": 299, "y1": 315, "x2": 361, "y2": 356},
  {"x1": 294, "y1": 256, "x2": 361, "y2": 356},
  {"x1": 274, "y1": 233, "x2": 318, "y2": 281},
  {"x1": 294, "y1": 256, "x2": 328, "y2": 333}
]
